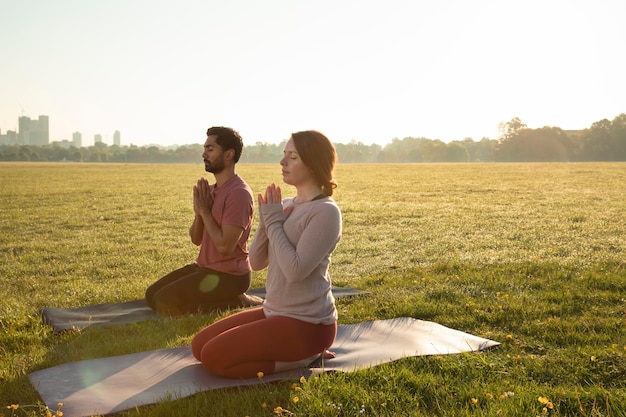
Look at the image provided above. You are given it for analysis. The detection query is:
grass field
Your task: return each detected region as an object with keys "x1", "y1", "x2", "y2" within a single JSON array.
[{"x1": 1, "y1": 162, "x2": 625, "y2": 416}]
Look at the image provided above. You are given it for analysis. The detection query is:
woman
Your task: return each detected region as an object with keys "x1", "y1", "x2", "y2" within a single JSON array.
[{"x1": 191, "y1": 130, "x2": 342, "y2": 378}]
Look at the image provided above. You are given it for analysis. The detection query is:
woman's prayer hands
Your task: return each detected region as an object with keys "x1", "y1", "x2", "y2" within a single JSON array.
[
  {"x1": 258, "y1": 183, "x2": 293, "y2": 220},
  {"x1": 258, "y1": 183, "x2": 282, "y2": 206}
]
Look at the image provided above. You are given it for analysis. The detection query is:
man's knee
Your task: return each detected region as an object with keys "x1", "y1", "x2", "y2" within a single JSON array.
[{"x1": 153, "y1": 293, "x2": 185, "y2": 316}]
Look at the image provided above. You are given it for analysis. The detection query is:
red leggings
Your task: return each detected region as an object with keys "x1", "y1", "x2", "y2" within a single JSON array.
[{"x1": 191, "y1": 307, "x2": 336, "y2": 378}]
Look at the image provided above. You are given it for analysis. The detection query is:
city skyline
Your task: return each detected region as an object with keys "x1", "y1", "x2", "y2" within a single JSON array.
[
  {"x1": 0, "y1": 114, "x2": 123, "y2": 148},
  {"x1": 1, "y1": 1, "x2": 625, "y2": 147}
]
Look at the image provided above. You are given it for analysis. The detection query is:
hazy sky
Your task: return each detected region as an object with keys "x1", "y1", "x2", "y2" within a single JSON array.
[{"x1": 1, "y1": 0, "x2": 625, "y2": 147}]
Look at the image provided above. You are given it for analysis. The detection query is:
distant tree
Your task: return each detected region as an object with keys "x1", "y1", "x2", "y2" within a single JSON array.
[
  {"x1": 126, "y1": 145, "x2": 145, "y2": 163},
  {"x1": 446, "y1": 142, "x2": 470, "y2": 162},
  {"x1": 382, "y1": 138, "x2": 405, "y2": 162},
  {"x1": 334, "y1": 140, "x2": 380, "y2": 163},
  {"x1": 380, "y1": 137, "x2": 431, "y2": 162},
  {"x1": 463, "y1": 137, "x2": 496, "y2": 162},
  {"x1": 495, "y1": 117, "x2": 528, "y2": 162},
  {"x1": 147, "y1": 146, "x2": 163, "y2": 163},
  {"x1": 498, "y1": 117, "x2": 527, "y2": 141},
  {"x1": 239, "y1": 141, "x2": 283, "y2": 163},
  {"x1": 21, "y1": 146, "x2": 37, "y2": 161},
  {"x1": 420, "y1": 140, "x2": 447, "y2": 162},
  {"x1": 2, "y1": 113, "x2": 624, "y2": 163},
  {"x1": 581, "y1": 119, "x2": 612, "y2": 161},
  {"x1": 175, "y1": 144, "x2": 202, "y2": 163},
  {"x1": 375, "y1": 149, "x2": 392, "y2": 163},
  {"x1": 71, "y1": 150, "x2": 82, "y2": 162},
  {"x1": 0, "y1": 144, "x2": 18, "y2": 160},
  {"x1": 478, "y1": 138, "x2": 497, "y2": 162},
  {"x1": 460, "y1": 138, "x2": 478, "y2": 161},
  {"x1": 526, "y1": 127, "x2": 572, "y2": 161},
  {"x1": 609, "y1": 113, "x2": 626, "y2": 160},
  {"x1": 496, "y1": 126, "x2": 573, "y2": 162},
  {"x1": 407, "y1": 147, "x2": 422, "y2": 162}
]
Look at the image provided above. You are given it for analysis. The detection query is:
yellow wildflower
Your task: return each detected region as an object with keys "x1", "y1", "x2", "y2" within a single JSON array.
[
  {"x1": 538, "y1": 396, "x2": 549, "y2": 404},
  {"x1": 299, "y1": 376, "x2": 306, "y2": 383},
  {"x1": 274, "y1": 406, "x2": 283, "y2": 414},
  {"x1": 471, "y1": 398, "x2": 478, "y2": 404},
  {"x1": 257, "y1": 371, "x2": 264, "y2": 378},
  {"x1": 486, "y1": 393, "x2": 493, "y2": 399},
  {"x1": 293, "y1": 396, "x2": 299, "y2": 403}
]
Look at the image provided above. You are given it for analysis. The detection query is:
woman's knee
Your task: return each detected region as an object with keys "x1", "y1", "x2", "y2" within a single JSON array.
[{"x1": 198, "y1": 340, "x2": 228, "y2": 375}]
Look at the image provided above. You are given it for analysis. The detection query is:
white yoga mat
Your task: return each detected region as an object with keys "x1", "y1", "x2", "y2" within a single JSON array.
[{"x1": 29, "y1": 317, "x2": 499, "y2": 417}]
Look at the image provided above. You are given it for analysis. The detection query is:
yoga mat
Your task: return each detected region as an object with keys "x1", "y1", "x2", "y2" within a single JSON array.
[
  {"x1": 41, "y1": 286, "x2": 367, "y2": 333},
  {"x1": 29, "y1": 317, "x2": 499, "y2": 416}
]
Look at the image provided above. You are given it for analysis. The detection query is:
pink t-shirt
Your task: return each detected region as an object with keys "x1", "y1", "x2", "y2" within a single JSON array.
[{"x1": 195, "y1": 174, "x2": 254, "y2": 275}]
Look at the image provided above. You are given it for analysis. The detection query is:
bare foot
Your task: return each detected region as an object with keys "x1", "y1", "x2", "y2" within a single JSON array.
[
  {"x1": 238, "y1": 293, "x2": 264, "y2": 307},
  {"x1": 322, "y1": 350, "x2": 336, "y2": 359}
]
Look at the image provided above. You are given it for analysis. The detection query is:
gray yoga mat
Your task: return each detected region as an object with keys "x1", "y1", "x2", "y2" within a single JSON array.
[
  {"x1": 29, "y1": 317, "x2": 499, "y2": 417},
  {"x1": 40, "y1": 286, "x2": 367, "y2": 333}
]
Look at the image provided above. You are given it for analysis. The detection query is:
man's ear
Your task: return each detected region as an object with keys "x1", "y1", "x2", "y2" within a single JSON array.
[{"x1": 225, "y1": 148, "x2": 236, "y2": 161}]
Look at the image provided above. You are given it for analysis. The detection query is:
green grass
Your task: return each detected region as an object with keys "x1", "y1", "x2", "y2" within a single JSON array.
[{"x1": 1, "y1": 162, "x2": 625, "y2": 416}]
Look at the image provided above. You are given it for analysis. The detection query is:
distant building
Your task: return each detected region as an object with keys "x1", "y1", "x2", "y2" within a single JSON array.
[
  {"x1": 94, "y1": 134, "x2": 103, "y2": 144},
  {"x1": 18, "y1": 115, "x2": 49, "y2": 145},
  {"x1": 113, "y1": 130, "x2": 121, "y2": 146},
  {"x1": 57, "y1": 139, "x2": 73, "y2": 149},
  {"x1": 73, "y1": 132, "x2": 82, "y2": 148},
  {"x1": 0, "y1": 129, "x2": 17, "y2": 145}
]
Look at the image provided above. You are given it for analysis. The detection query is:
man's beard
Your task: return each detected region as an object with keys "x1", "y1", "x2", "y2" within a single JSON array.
[{"x1": 204, "y1": 159, "x2": 225, "y2": 174}]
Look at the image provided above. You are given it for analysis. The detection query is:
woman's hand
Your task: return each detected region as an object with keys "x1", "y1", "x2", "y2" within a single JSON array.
[
  {"x1": 257, "y1": 183, "x2": 293, "y2": 220},
  {"x1": 257, "y1": 183, "x2": 282, "y2": 206}
]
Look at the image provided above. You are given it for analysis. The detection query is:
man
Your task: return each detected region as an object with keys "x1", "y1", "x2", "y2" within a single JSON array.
[{"x1": 145, "y1": 126, "x2": 261, "y2": 315}]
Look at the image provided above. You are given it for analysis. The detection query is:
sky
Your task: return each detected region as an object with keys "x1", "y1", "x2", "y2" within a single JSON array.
[{"x1": 1, "y1": 0, "x2": 625, "y2": 148}]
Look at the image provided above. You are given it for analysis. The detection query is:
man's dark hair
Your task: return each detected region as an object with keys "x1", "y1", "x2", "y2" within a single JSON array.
[{"x1": 206, "y1": 126, "x2": 244, "y2": 163}]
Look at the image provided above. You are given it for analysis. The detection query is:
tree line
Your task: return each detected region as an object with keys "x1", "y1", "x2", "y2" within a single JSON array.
[{"x1": 1, "y1": 114, "x2": 624, "y2": 163}]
